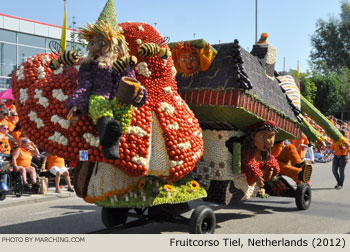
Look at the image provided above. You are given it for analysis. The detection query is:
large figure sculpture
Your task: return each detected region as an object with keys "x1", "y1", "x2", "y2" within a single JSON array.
[{"x1": 65, "y1": 19, "x2": 147, "y2": 160}]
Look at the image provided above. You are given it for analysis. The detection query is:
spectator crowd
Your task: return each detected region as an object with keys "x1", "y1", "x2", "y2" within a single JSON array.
[{"x1": 0, "y1": 98, "x2": 74, "y2": 194}]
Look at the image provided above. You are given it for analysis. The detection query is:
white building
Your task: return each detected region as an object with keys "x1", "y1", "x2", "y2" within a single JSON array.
[{"x1": 0, "y1": 13, "x2": 85, "y2": 91}]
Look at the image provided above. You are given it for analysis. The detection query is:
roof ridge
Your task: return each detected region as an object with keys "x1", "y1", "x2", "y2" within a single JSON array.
[{"x1": 232, "y1": 39, "x2": 252, "y2": 90}]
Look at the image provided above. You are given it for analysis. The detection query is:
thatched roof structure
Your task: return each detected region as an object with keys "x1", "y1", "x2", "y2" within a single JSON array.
[{"x1": 176, "y1": 40, "x2": 301, "y2": 140}]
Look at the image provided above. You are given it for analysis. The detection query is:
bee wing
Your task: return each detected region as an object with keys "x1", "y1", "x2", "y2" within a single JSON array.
[
  {"x1": 158, "y1": 36, "x2": 170, "y2": 46},
  {"x1": 49, "y1": 40, "x2": 62, "y2": 56}
]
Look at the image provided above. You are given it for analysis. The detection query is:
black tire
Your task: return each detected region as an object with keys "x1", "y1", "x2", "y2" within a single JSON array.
[
  {"x1": 295, "y1": 183, "x2": 312, "y2": 210},
  {"x1": 13, "y1": 174, "x2": 23, "y2": 197},
  {"x1": 0, "y1": 193, "x2": 6, "y2": 201},
  {"x1": 189, "y1": 205, "x2": 216, "y2": 234},
  {"x1": 101, "y1": 207, "x2": 129, "y2": 228}
]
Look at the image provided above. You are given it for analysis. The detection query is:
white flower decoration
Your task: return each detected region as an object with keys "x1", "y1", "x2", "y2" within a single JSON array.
[
  {"x1": 28, "y1": 111, "x2": 44, "y2": 128},
  {"x1": 131, "y1": 154, "x2": 147, "y2": 166},
  {"x1": 52, "y1": 89, "x2": 68, "y2": 102},
  {"x1": 177, "y1": 141, "x2": 191, "y2": 150},
  {"x1": 163, "y1": 87, "x2": 173, "y2": 95},
  {"x1": 167, "y1": 122, "x2": 179, "y2": 130},
  {"x1": 19, "y1": 88, "x2": 28, "y2": 104},
  {"x1": 41, "y1": 55, "x2": 50, "y2": 65},
  {"x1": 125, "y1": 126, "x2": 147, "y2": 138},
  {"x1": 48, "y1": 131, "x2": 68, "y2": 146},
  {"x1": 50, "y1": 115, "x2": 70, "y2": 129},
  {"x1": 135, "y1": 62, "x2": 151, "y2": 77},
  {"x1": 34, "y1": 89, "x2": 49, "y2": 108},
  {"x1": 83, "y1": 133, "x2": 100, "y2": 147},
  {"x1": 170, "y1": 160, "x2": 183, "y2": 168},
  {"x1": 159, "y1": 102, "x2": 175, "y2": 115}
]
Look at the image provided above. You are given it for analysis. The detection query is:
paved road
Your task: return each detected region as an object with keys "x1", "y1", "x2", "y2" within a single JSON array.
[{"x1": 0, "y1": 162, "x2": 349, "y2": 234}]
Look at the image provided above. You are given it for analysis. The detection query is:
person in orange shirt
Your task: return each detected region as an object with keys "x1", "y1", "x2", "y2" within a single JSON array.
[
  {"x1": 330, "y1": 130, "x2": 350, "y2": 190},
  {"x1": 7, "y1": 110, "x2": 18, "y2": 133},
  {"x1": 12, "y1": 138, "x2": 40, "y2": 189},
  {"x1": 0, "y1": 124, "x2": 11, "y2": 155},
  {"x1": 0, "y1": 124, "x2": 11, "y2": 187},
  {"x1": 9, "y1": 122, "x2": 22, "y2": 148},
  {"x1": 290, "y1": 133, "x2": 309, "y2": 160},
  {"x1": 272, "y1": 141, "x2": 313, "y2": 184},
  {"x1": 0, "y1": 109, "x2": 9, "y2": 127},
  {"x1": 42, "y1": 153, "x2": 74, "y2": 193},
  {"x1": 4, "y1": 99, "x2": 16, "y2": 112}
]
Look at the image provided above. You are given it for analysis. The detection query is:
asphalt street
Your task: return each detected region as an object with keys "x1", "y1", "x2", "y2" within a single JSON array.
[{"x1": 0, "y1": 161, "x2": 349, "y2": 234}]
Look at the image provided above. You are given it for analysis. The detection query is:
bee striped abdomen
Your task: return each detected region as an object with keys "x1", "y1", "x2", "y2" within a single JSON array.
[
  {"x1": 49, "y1": 50, "x2": 79, "y2": 70},
  {"x1": 61, "y1": 50, "x2": 79, "y2": 65},
  {"x1": 112, "y1": 56, "x2": 138, "y2": 73},
  {"x1": 138, "y1": 43, "x2": 160, "y2": 57}
]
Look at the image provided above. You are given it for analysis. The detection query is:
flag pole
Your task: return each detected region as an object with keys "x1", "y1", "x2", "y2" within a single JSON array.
[
  {"x1": 60, "y1": 0, "x2": 67, "y2": 52},
  {"x1": 297, "y1": 60, "x2": 300, "y2": 90},
  {"x1": 255, "y1": 0, "x2": 258, "y2": 42}
]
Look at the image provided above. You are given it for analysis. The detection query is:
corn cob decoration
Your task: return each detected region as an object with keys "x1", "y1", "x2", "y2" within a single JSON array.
[
  {"x1": 232, "y1": 142, "x2": 241, "y2": 175},
  {"x1": 299, "y1": 115, "x2": 325, "y2": 150},
  {"x1": 300, "y1": 95, "x2": 349, "y2": 147}
]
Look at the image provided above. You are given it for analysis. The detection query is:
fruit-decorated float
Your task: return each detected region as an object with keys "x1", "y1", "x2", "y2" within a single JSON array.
[
  {"x1": 10, "y1": 0, "x2": 215, "y2": 233},
  {"x1": 170, "y1": 32, "x2": 348, "y2": 209}
]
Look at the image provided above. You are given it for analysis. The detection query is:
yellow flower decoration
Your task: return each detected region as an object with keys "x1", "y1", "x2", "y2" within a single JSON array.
[
  {"x1": 163, "y1": 184, "x2": 174, "y2": 192},
  {"x1": 189, "y1": 180, "x2": 200, "y2": 190},
  {"x1": 138, "y1": 179, "x2": 146, "y2": 190}
]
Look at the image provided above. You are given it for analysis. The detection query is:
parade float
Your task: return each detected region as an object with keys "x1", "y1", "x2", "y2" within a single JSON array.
[
  {"x1": 170, "y1": 32, "x2": 348, "y2": 208},
  {"x1": 9, "y1": 0, "x2": 348, "y2": 233}
]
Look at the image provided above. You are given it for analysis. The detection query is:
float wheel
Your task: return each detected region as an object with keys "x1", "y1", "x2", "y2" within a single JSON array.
[
  {"x1": 189, "y1": 205, "x2": 216, "y2": 234},
  {"x1": 101, "y1": 207, "x2": 129, "y2": 228},
  {"x1": 295, "y1": 183, "x2": 312, "y2": 210}
]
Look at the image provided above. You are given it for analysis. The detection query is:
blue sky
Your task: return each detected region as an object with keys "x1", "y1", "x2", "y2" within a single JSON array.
[{"x1": 0, "y1": 0, "x2": 343, "y2": 72}]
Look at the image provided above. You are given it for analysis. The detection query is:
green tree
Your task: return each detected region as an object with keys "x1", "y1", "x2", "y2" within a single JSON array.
[
  {"x1": 310, "y1": 71, "x2": 345, "y2": 115},
  {"x1": 69, "y1": 16, "x2": 87, "y2": 56},
  {"x1": 336, "y1": 67, "x2": 350, "y2": 110},
  {"x1": 310, "y1": 0, "x2": 350, "y2": 72}
]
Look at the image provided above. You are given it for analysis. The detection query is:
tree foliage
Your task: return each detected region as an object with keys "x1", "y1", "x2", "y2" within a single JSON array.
[
  {"x1": 310, "y1": 71, "x2": 345, "y2": 115},
  {"x1": 310, "y1": 0, "x2": 350, "y2": 72},
  {"x1": 307, "y1": 0, "x2": 350, "y2": 116}
]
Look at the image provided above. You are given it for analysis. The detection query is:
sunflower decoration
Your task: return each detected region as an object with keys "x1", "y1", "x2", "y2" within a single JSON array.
[
  {"x1": 189, "y1": 180, "x2": 200, "y2": 190},
  {"x1": 137, "y1": 179, "x2": 146, "y2": 190},
  {"x1": 163, "y1": 184, "x2": 174, "y2": 192},
  {"x1": 258, "y1": 188, "x2": 270, "y2": 198}
]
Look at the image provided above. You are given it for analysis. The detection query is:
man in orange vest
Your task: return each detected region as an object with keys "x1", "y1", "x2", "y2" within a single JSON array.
[
  {"x1": 330, "y1": 130, "x2": 350, "y2": 190},
  {"x1": 12, "y1": 138, "x2": 40, "y2": 189},
  {"x1": 42, "y1": 153, "x2": 74, "y2": 193}
]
